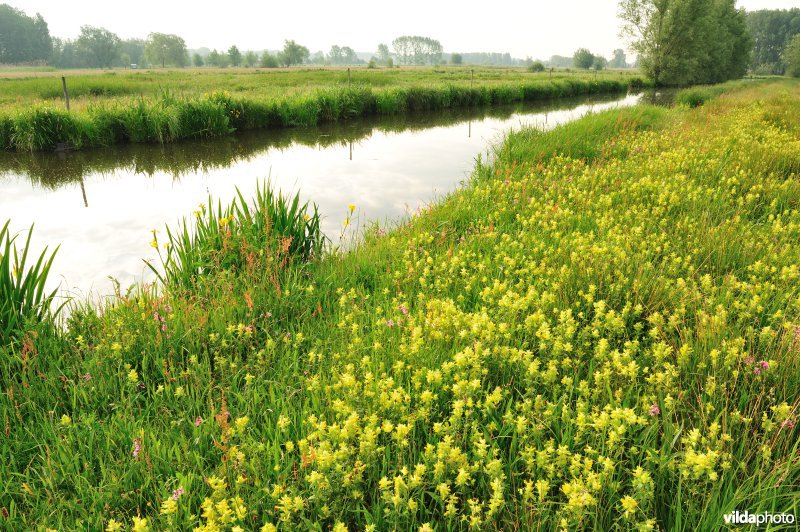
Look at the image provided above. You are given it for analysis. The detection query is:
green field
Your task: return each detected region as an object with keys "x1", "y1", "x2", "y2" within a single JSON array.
[
  {"x1": 0, "y1": 67, "x2": 642, "y2": 111},
  {"x1": 0, "y1": 67, "x2": 645, "y2": 152},
  {"x1": 1, "y1": 80, "x2": 799, "y2": 531}
]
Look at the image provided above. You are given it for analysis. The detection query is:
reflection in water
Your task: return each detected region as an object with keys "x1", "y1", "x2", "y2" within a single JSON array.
[
  {"x1": 0, "y1": 93, "x2": 630, "y2": 189},
  {"x1": 637, "y1": 88, "x2": 679, "y2": 106},
  {"x1": 0, "y1": 93, "x2": 640, "y2": 298}
]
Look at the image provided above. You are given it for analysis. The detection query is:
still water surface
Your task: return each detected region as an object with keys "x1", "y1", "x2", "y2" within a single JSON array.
[{"x1": 0, "y1": 93, "x2": 642, "y2": 299}]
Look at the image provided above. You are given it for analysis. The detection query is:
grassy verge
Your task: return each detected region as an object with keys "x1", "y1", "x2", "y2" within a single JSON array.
[
  {"x1": 0, "y1": 68, "x2": 646, "y2": 152},
  {"x1": 1, "y1": 81, "x2": 798, "y2": 531}
]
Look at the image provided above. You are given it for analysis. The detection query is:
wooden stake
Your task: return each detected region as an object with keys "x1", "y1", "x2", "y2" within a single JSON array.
[{"x1": 61, "y1": 77, "x2": 70, "y2": 111}]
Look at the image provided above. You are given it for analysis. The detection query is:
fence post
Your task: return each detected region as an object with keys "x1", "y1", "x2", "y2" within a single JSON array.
[{"x1": 61, "y1": 76, "x2": 70, "y2": 111}]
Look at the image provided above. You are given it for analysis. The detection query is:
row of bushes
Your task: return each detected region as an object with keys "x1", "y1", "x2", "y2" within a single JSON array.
[{"x1": 0, "y1": 77, "x2": 645, "y2": 152}]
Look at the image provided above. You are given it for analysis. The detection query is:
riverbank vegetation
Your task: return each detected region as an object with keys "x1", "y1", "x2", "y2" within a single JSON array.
[
  {"x1": 0, "y1": 93, "x2": 632, "y2": 186},
  {"x1": 0, "y1": 68, "x2": 645, "y2": 152},
  {"x1": 1, "y1": 79, "x2": 798, "y2": 530}
]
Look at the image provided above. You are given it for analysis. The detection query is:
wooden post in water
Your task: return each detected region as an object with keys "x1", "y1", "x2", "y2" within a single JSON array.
[
  {"x1": 61, "y1": 76, "x2": 70, "y2": 111},
  {"x1": 79, "y1": 176, "x2": 88, "y2": 207},
  {"x1": 349, "y1": 141, "x2": 353, "y2": 160}
]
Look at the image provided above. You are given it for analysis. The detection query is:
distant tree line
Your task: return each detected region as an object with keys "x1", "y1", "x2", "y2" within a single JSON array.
[
  {"x1": 0, "y1": 6, "x2": 538, "y2": 71},
  {"x1": 746, "y1": 8, "x2": 800, "y2": 75},
  {"x1": 449, "y1": 52, "x2": 521, "y2": 66}
]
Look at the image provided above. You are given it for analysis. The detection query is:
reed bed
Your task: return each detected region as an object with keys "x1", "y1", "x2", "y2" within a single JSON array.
[{"x1": 0, "y1": 70, "x2": 643, "y2": 152}]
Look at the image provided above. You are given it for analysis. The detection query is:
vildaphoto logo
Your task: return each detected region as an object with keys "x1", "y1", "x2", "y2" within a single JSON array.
[{"x1": 723, "y1": 510, "x2": 796, "y2": 525}]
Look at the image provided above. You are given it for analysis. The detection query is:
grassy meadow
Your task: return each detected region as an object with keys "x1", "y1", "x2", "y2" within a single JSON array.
[
  {"x1": 0, "y1": 67, "x2": 645, "y2": 152},
  {"x1": 1, "y1": 80, "x2": 799, "y2": 531}
]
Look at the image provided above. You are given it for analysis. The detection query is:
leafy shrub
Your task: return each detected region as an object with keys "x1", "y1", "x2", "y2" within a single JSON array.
[{"x1": 528, "y1": 61, "x2": 545, "y2": 73}]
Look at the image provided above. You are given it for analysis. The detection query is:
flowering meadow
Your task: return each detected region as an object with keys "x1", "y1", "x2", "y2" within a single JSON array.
[{"x1": 1, "y1": 80, "x2": 799, "y2": 531}]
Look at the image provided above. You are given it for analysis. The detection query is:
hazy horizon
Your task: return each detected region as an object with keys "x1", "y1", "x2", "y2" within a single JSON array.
[{"x1": 9, "y1": 0, "x2": 800, "y2": 60}]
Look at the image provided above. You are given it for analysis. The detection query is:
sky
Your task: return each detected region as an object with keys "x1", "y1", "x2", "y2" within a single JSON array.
[{"x1": 11, "y1": 0, "x2": 800, "y2": 60}]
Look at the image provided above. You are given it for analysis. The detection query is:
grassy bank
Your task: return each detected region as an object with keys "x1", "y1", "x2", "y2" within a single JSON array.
[
  {"x1": 0, "y1": 68, "x2": 645, "y2": 152},
  {"x1": 0, "y1": 93, "x2": 631, "y2": 186},
  {"x1": 1, "y1": 80, "x2": 799, "y2": 530}
]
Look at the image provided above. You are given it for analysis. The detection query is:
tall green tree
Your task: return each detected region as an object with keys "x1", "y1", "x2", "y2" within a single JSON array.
[
  {"x1": 746, "y1": 9, "x2": 800, "y2": 74},
  {"x1": 228, "y1": 45, "x2": 241, "y2": 67},
  {"x1": 328, "y1": 45, "x2": 358, "y2": 64},
  {"x1": 377, "y1": 43, "x2": 391, "y2": 64},
  {"x1": 392, "y1": 36, "x2": 443, "y2": 65},
  {"x1": 593, "y1": 56, "x2": 608, "y2": 70},
  {"x1": 619, "y1": 0, "x2": 751, "y2": 85},
  {"x1": 609, "y1": 48, "x2": 627, "y2": 68},
  {"x1": 243, "y1": 51, "x2": 257, "y2": 67},
  {"x1": 700, "y1": 0, "x2": 751, "y2": 83},
  {"x1": 51, "y1": 37, "x2": 80, "y2": 68},
  {"x1": 280, "y1": 40, "x2": 309, "y2": 66},
  {"x1": 193, "y1": 53, "x2": 204, "y2": 67},
  {"x1": 260, "y1": 51, "x2": 279, "y2": 68},
  {"x1": 207, "y1": 49, "x2": 229, "y2": 68},
  {"x1": 76, "y1": 25, "x2": 120, "y2": 68},
  {"x1": 145, "y1": 33, "x2": 187, "y2": 68},
  {"x1": 121, "y1": 38, "x2": 145, "y2": 66},
  {"x1": 573, "y1": 48, "x2": 595, "y2": 69},
  {"x1": 0, "y1": 4, "x2": 52, "y2": 63},
  {"x1": 786, "y1": 34, "x2": 800, "y2": 77}
]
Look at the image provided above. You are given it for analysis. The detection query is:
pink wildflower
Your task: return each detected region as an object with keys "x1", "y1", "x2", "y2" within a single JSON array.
[
  {"x1": 195, "y1": 416, "x2": 203, "y2": 427},
  {"x1": 83, "y1": 373, "x2": 91, "y2": 381},
  {"x1": 132, "y1": 438, "x2": 142, "y2": 458},
  {"x1": 648, "y1": 404, "x2": 660, "y2": 417},
  {"x1": 387, "y1": 319, "x2": 395, "y2": 328},
  {"x1": 782, "y1": 419, "x2": 795, "y2": 429},
  {"x1": 398, "y1": 304, "x2": 409, "y2": 315},
  {"x1": 171, "y1": 487, "x2": 184, "y2": 501}
]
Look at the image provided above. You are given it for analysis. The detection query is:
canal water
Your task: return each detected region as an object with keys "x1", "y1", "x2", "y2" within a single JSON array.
[{"x1": 0, "y1": 92, "x2": 642, "y2": 299}]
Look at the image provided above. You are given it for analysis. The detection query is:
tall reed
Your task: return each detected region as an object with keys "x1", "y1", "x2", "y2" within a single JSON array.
[
  {"x1": 147, "y1": 181, "x2": 325, "y2": 290},
  {"x1": 1, "y1": 77, "x2": 642, "y2": 152},
  {"x1": 0, "y1": 220, "x2": 63, "y2": 344}
]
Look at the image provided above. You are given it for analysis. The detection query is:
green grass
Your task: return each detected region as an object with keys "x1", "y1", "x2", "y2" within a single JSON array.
[
  {"x1": 1, "y1": 80, "x2": 798, "y2": 531},
  {"x1": 0, "y1": 220, "x2": 63, "y2": 344},
  {"x1": 0, "y1": 67, "x2": 648, "y2": 152}
]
